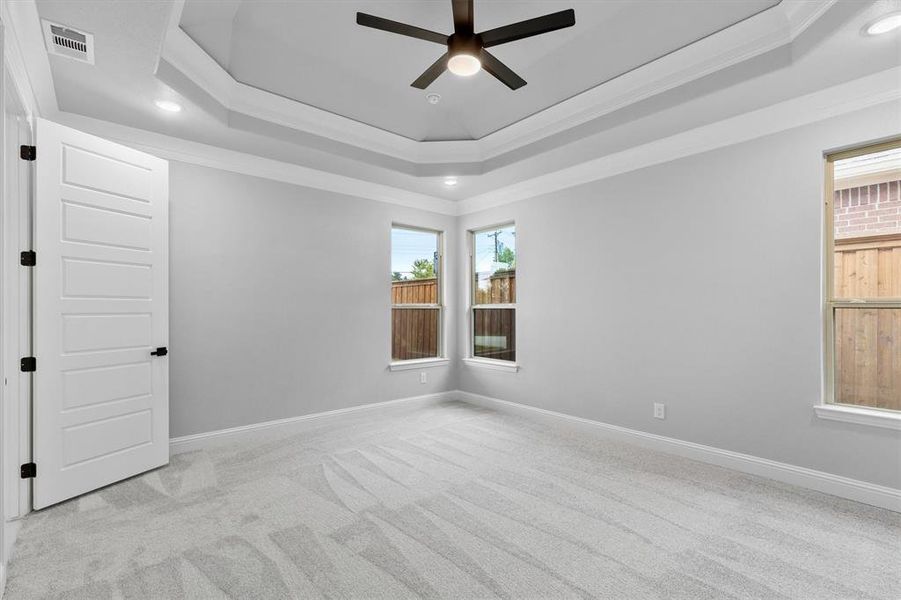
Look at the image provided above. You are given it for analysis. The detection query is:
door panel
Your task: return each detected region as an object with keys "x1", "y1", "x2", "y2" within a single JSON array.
[
  {"x1": 62, "y1": 258, "x2": 153, "y2": 299},
  {"x1": 33, "y1": 119, "x2": 169, "y2": 509},
  {"x1": 61, "y1": 202, "x2": 153, "y2": 251},
  {"x1": 61, "y1": 362, "x2": 152, "y2": 410}
]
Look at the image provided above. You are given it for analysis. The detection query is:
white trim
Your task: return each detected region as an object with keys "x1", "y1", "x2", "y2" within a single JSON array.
[
  {"x1": 1, "y1": 104, "x2": 32, "y2": 523},
  {"x1": 158, "y1": 0, "x2": 831, "y2": 164},
  {"x1": 5, "y1": 0, "x2": 895, "y2": 221},
  {"x1": 389, "y1": 358, "x2": 449, "y2": 371},
  {"x1": 1, "y1": 3, "x2": 38, "y2": 121},
  {"x1": 33, "y1": 66, "x2": 898, "y2": 220},
  {"x1": 169, "y1": 391, "x2": 455, "y2": 454},
  {"x1": 1, "y1": 30, "x2": 35, "y2": 526},
  {"x1": 814, "y1": 404, "x2": 901, "y2": 431},
  {"x1": 477, "y1": 0, "x2": 832, "y2": 162},
  {"x1": 472, "y1": 304, "x2": 518, "y2": 309},
  {"x1": 469, "y1": 223, "x2": 517, "y2": 360},
  {"x1": 0, "y1": 17, "x2": 33, "y2": 593},
  {"x1": 461, "y1": 358, "x2": 519, "y2": 373},
  {"x1": 2, "y1": 0, "x2": 56, "y2": 118},
  {"x1": 1, "y1": 518, "x2": 20, "y2": 595},
  {"x1": 455, "y1": 391, "x2": 901, "y2": 513},
  {"x1": 459, "y1": 67, "x2": 901, "y2": 215},
  {"x1": 390, "y1": 225, "x2": 447, "y2": 363},
  {"x1": 51, "y1": 112, "x2": 458, "y2": 216}
]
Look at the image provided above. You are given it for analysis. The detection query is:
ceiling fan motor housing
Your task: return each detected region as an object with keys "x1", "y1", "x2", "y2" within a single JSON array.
[
  {"x1": 356, "y1": 1, "x2": 575, "y2": 90},
  {"x1": 448, "y1": 33, "x2": 482, "y2": 58}
]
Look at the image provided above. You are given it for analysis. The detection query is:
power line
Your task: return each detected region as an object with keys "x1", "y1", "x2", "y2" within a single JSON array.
[{"x1": 486, "y1": 230, "x2": 502, "y2": 262}]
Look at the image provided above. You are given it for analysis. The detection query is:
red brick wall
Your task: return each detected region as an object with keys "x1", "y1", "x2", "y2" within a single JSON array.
[{"x1": 833, "y1": 180, "x2": 901, "y2": 239}]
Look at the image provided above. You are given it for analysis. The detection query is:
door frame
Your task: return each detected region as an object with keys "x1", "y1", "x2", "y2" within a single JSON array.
[{"x1": 1, "y1": 27, "x2": 34, "y2": 527}]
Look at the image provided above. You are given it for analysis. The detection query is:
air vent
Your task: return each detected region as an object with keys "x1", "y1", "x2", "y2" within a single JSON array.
[{"x1": 42, "y1": 20, "x2": 94, "y2": 64}]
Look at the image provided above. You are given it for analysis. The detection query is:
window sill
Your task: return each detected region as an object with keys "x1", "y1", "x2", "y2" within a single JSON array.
[
  {"x1": 389, "y1": 358, "x2": 449, "y2": 372},
  {"x1": 462, "y1": 358, "x2": 520, "y2": 373},
  {"x1": 814, "y1": 404, "x2": 901, "y2": 431}
]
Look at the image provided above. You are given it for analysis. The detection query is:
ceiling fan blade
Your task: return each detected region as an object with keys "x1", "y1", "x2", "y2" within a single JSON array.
[
  {"x1": 452, "y1": 0, "x2": 474, "y2": 34},
  {"x1": 479, "y1": 49, "x2": 526, "y2": 90},
  {"x1": 479, "y1": 9, "x2": 575, "y2": 48},
  {"x1": 356, "y1": 13, "x2": 447, "y2": 45},
  {"x1": 411, "y1": 53, "x2": 449, "y2": 89}
]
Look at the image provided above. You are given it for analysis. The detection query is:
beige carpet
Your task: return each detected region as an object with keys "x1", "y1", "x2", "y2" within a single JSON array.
[{"x1": 5, "y1": 400, "x2": 900, "y2": 599}]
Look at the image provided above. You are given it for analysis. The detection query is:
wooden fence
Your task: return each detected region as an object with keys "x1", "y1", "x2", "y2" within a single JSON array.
[
  {"x1": 392, "y1": 278, "x2": 438, "y2": 360},
  {"x1": 473, "y1": 308, "x2": 516, "y2": 362},
  {"x1": 391, "y1": 308, "x2": 439, "y2": 360},
  {"x1": 474, "y1": 270, "x2": 516, "y2": 304},
  {"x1": 391, "y1": 273, "x2": 517, "y2": 361},
  {"x1": 833, "y1": 234, "x2": 901, "y2": 410},
  {"x1": 388, "y1": 257, "x2": 899, "y2": 408},
  {"x1": 391, "y1": 278, "x2": 437, "y2": 304}
]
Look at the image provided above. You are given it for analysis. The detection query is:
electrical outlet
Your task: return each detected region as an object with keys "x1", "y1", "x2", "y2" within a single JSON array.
[
  {"x1": 420, "y1": 372, "x2": 427, "y2": 384},
  {"x1": 653, "y1": 403, "x2": 665, "y2": 420}
]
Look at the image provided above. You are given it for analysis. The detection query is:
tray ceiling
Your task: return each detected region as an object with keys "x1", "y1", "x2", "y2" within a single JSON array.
[
  {"x1": 27, "y1": 0, "x2": 897, "y2": 208},
  {"x1": 179, "y1": 0, "x2": 780, "y2": 141}
]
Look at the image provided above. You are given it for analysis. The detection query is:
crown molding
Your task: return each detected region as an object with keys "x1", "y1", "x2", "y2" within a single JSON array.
[
  {"x1": 47, "y1": 66, "x2": 901, "y2": 221},
  {"x1": 9, "y1": 0, "x2": 890, "y2": 220},
  {"x1": 160, "y1": 0, "x2": 834, "y2": 166},
  {"x1": 2, "y1": 0, "x2": 57, "y2": 119},
  {"x1": 458, "y1": 66, "x2": 901, "y2": 215},
  {"x1": 474, "y1": 0, "x2": 835, "y2": 162},
  {"x1": 2, "y1": 0, "x2": 458, "y2": 214},
  {"x1": 53, "y1": 112, "x2": 459, "y2": 216}
]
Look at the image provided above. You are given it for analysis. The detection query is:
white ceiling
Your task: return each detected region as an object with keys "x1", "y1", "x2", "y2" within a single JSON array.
[
  {"x1": 179, "y1": 0, "x2": 780, "y2": 141},
  {"x1": 25, "y1": 0, "x2": 901, "y2": 206}
]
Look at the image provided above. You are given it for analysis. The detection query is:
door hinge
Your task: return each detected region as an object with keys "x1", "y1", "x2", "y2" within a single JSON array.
[
  {"x1": 20, "y1": 250, "x2": 36, "y2": 266},
  {"x1": 19, "y1": 145, "x2": 36, "y2": 161},
  {"x1": 20, "y1": 357, "x2": 36, "y2": 372},
  {"x1": 20, "y1": 463, "x2": 36, "y2": 479}
]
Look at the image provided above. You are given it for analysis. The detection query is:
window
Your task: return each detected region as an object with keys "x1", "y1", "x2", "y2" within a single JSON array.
[
  {"x1": 470, "y1": 224, "x2": 516, "y2": 363},
  {"x1": 824, "y1": 141, "x2": 901, "y2": 414},
  {"x1": 391, "y1": 226, "x2": 443, "y2": 362}
]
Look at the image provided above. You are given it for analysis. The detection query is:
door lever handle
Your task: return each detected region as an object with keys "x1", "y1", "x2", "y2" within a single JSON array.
[{"x1": 151, "y1": 347, "x2": 168, "y2": 357}]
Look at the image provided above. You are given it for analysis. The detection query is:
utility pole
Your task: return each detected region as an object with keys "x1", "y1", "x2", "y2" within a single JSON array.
[{"x1": 487, "y1": 230, "x2": 502, "y2": 262}]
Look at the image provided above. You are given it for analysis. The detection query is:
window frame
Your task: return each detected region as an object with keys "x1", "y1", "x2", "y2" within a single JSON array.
[
  {"x1": 389, "y1": 224, "x2": 446, "y2": 368},
  {"x1": 820, "y1": 139, "x2": 901, "y2": 429},
  {"x1": 466, "y1": 222, "x2": 519, "y2": 371}
]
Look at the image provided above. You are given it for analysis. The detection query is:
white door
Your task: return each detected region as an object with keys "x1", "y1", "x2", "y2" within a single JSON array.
[{"x1": 32, "y1": 119, "x2": 169, "y2": 509}]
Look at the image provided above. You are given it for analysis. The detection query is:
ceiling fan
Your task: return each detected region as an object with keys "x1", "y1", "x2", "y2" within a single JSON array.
[{"x1": 356, "y1": 0, "x2": 575, "y2": 90}]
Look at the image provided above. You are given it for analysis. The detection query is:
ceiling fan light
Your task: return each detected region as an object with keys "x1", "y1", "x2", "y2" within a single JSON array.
[{"x1": 448, "y1": 53, "x2": 481, "y2": 77}]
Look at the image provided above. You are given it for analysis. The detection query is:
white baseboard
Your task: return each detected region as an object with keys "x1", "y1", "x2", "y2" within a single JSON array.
[
  {"x1": 169, "y1": 391, "x2": 455, "y2": 455},
  {"x1": 454, "y1": 391, "x2": 901, "y2": 513},
  {"x1": 166, "y1": 388, "x2": 900, "y2": 512},
  {"x1": 0, "y1": 518, "x2": 21, "y2": 600}
]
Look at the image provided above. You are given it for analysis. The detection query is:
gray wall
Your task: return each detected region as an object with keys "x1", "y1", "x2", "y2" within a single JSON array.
[
  {"x1": 169, "y1": 163, "x2": 457, "y2": 437},
  {"x1": 455, "y1": 102, "x2": 901, "y2": 489},
  {"x1": 167, "y1": 103, "x2": 900, "y2": 489}
]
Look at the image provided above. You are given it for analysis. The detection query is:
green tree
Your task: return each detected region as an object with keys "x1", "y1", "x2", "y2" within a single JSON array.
[
  {"x1": 392, "y1": 271, "x2": 405, "y2": 281},
  {"x1": 410, "y1": 258, "x2": 436, "y2": 279},
  {"x1": 497, "y1": 246, "x2": 515, "y2": 271}
]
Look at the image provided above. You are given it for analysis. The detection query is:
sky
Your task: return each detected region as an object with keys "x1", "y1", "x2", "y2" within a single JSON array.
[
  {"x1": 473, "y1": 225, "x2": 515, "y2": 276},
  {"x1": 391, "y1": 228, "x2": 438, "y2": 277},
  {"x1": 390, "y1": 225, "x2": 516, "y2": 279}
]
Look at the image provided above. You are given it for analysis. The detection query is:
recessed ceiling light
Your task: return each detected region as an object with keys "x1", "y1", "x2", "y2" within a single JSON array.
[
  {"x1": 154, "y1": 99, "x2": 182, "y2": 113},
  {"x1": 443, "y1": 177, "x2": 458, "y2": 186},
  {"x1": 447, "y1": 54, "x2": 481, "y2": 77},
  {"x1": 865, "y1": 13, "x2": 901, "y2": 35}
]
